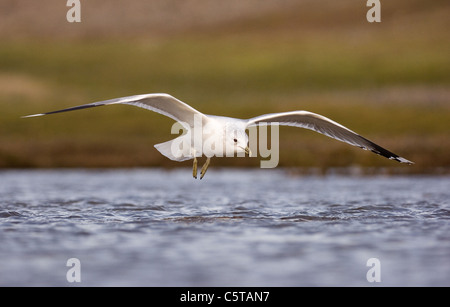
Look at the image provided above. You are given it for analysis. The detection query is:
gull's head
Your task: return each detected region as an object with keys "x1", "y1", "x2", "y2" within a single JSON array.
[{"x1": 227, "y1": 129, "x2": 252, "y2": 157}]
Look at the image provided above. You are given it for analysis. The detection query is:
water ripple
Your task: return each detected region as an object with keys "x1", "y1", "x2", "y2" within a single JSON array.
[
  {"x1": 0, "y1": 169, "x2": 449, "y2": 286},
  {"x1": 0, "y1": 211, "x2": 22, "y2": 218}
]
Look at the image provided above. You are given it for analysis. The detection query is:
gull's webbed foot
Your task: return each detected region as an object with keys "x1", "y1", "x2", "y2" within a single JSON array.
[
  {"x1": 200, "y1": 157, "x2": 211, "y2": 180},
  {"x1": 193, "y1": 157, "x2": 198, "y2": 179}
]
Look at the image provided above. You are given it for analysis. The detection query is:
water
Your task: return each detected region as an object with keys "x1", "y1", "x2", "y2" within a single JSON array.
[{"x1": 0, "y1": 168, "x2": 449, "y2": 286}]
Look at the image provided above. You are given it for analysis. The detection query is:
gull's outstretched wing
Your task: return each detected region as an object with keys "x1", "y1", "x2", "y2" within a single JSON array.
[
  {"x1": 22, "y1": 93, "x2": 207, "y2": 128},
  {"x1": 246, "y1": 111, "x2": 413, "y2": 164}
]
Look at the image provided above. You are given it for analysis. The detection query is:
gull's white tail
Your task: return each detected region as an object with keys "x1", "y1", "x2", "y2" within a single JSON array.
[{"x1": 154, "y1": 136, "x2": 193, "y2": 162}]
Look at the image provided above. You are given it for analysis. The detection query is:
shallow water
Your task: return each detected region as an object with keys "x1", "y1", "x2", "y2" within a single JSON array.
[{"x1": 0, "y1": 169, "x2": 449, "y2": 286}]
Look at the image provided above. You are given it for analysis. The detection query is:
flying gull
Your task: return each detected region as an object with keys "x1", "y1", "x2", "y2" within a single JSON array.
[{"x1": 23, "y1": 93, "x2": 413, "y2": 178}]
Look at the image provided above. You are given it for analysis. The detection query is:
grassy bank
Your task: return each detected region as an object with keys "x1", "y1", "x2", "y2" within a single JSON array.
[{"x1": 1, "y1": 1, "x2": 449, "y2": 172}]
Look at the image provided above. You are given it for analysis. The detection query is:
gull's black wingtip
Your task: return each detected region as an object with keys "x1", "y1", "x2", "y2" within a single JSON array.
[
  {"x1": 394, "y1": 156, "x2": 414, "y2": 165},
  {"x1": 374, "y1": 150, "x2": 414, "y2": 165},
  {"x1": 364, "y1": 137, "x2": 413, "y2": 165},
  {"x1": 21, "y1": 103, "x2": 104, "y2": 119}
]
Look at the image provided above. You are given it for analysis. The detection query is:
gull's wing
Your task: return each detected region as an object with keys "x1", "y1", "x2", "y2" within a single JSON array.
[
  {"x1": 22, "y1": 93, "x2": 207, "y2": 128},
  {"x1": 246, "y1": 111, "x2": 413, "y2": 164}
]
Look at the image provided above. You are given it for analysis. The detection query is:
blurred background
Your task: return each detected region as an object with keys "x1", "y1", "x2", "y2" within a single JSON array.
[{"x1": 0, "y1": 0, "x2": 449, "y2": 173}]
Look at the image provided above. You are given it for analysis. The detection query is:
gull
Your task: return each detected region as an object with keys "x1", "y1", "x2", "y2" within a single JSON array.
[{"x1": 23, "y1": 93, "x2": 413, "y2": 178}]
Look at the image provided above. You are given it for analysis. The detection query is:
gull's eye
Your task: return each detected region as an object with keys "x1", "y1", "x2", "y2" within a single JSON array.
[{"x1": 233, "y1": 138, "x2": 238, "y2": 143}]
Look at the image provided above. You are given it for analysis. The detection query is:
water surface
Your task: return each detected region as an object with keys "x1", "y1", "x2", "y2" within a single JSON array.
[{"x1": 0, "y1": 169, "x2": 449, "y2": 286}]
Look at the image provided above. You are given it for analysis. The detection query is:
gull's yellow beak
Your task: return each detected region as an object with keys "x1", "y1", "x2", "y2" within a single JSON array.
[{"x1": 245, "y1": 146, "x2": 252, "y2": 157}]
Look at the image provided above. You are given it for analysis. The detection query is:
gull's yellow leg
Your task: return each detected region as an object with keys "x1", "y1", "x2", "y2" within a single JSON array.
[
  {"x1": 200, "y1": 157, "x2": 211, "y2": 180},
  {"x1": 193, "y1": 157, "x2": 198, "y2": 179}
]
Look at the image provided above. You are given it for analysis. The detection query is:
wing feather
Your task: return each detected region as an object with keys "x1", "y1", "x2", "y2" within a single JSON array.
[
  {"x1": 22, "y1": 93, "x2": 207, "y2": 129},
  {"x1": 247, "y1": 111, "x2": 413, "y2": 164}
]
